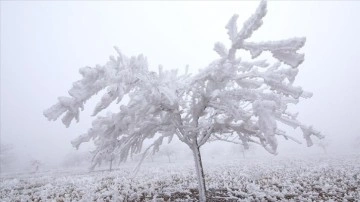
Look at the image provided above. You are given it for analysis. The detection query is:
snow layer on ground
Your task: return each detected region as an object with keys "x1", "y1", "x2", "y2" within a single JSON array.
[{"x1": 1, "y1": 155, "x2": 359, "y2": 201}]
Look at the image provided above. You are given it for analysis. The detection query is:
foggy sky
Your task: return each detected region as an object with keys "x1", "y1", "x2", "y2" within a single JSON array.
[{"x1": 1, "y1": 1, "x2": 360, "y2": 168}]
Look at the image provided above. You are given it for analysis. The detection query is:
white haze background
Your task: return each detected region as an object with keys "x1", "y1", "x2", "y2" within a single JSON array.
[{"x1": 1, "y1": 1, "x2": 360, "y2": 170}]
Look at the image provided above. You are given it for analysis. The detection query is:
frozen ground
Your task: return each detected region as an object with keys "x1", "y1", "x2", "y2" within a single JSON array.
[{"x1": 1, "y1": 155, "x2": 359, "y2": 201}]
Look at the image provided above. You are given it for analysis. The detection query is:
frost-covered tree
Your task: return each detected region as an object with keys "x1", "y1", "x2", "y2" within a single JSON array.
[
  {"x1": 158, "y1": 145, "x2": 176, "y2": 163},
  {"x1": 30, "y1": 159, "x2": 41, "y2": 173},
  {"x1": 0, "y1": 144, "x2": 15, "y2": 171},
  {"x1": 44, "y1": 1, "x2": 322, "y2": 201},
  {"x1": 107, "y1": 152, "x2": 115, "y2": 171},
  {"x1": 353, "y1": 136, "x2": 360, "y2": 151},
  {"x1": 230, "y1": 143, "x2": 254, "y2": 159},
  {"x1": 315, "y1": 138, "x2": 330, "y2": 154}
]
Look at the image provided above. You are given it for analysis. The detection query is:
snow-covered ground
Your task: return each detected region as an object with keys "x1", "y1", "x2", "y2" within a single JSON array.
[{"x1": 1, "y1": 155, "x2": 359, "y2": 201}]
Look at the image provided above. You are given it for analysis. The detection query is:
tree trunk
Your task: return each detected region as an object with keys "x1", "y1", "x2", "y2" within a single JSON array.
[
  {"x1": 322, "y1": 147, "x2": 327, "y2": 154},
  {"x1": 109, "y1": 159, "x2": 113, "y2": 172},
  {"x1": 191, "y1": 143, "x2": 207, "y2": 202},
  {"x1": 167, "y1": 154, "x2": 171, "y2": 163}
]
